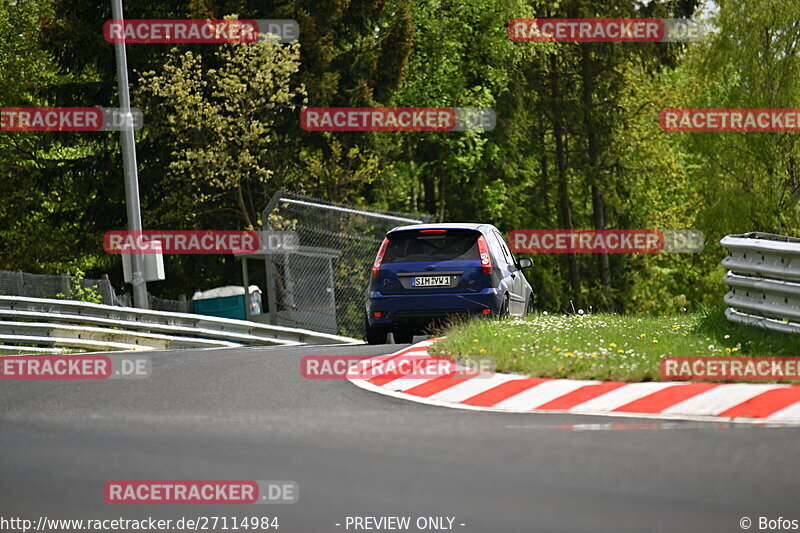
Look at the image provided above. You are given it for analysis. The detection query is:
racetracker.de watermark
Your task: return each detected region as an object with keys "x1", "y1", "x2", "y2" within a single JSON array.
[
  {"x1": 508, "y1": 18, "x2": 706, "y2": 43},
  {"x1": 0, "y1": 107, "x2": 143, "y2": 131},
  {"x1": 103, "y1": 230, "x2": 298, "y2": 255},
  {"x1": 660, "y1": 109, "x2": 800, "y2": 132},
  {"x1": 661, "y1": 357, "x2": 800, "y2": 381},
  {"x1": 104, "y1": 481, "x2": 298, "y2": 504},
  {"x1": 103, "y1": 19, "x2": 299, "y2": 43},
  {"x1": 508, "y1": 230, "x2": 704, "y2": 254},
  {"x1": 0, "y1": 355, "x2": 150, "y2": 380},
  {"x1": 300, "y1": 107, "x2": 496, "y2": 132},
  {"x1": 301, "y1": 355, "x2": 495, "y2": 380}
]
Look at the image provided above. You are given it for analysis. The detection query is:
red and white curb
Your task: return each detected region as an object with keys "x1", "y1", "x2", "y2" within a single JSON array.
[{"x1": 347, "y1": 340, "x2": 800, "y2": 425}]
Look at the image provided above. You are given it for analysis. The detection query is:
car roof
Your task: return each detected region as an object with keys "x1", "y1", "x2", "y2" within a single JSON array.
[{"x1": 388, "y1": 222, "x2": 492, "y2": 234}]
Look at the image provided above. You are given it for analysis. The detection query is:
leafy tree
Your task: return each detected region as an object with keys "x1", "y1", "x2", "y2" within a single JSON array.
[
  {"x1": 137, "y1": 38, "x2": 306, "y2": 229},
  {"x1": 681, "y1": 0, "x2": 800, "y2": 236},
  {"x1": 0, "y1": 0, "x2": 115, "y2": 273},
  {"x1": 381, "y1": 0, "x2": 543, "y2": 221}
]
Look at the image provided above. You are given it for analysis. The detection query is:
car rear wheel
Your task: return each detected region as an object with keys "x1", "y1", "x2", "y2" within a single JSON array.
[
  {"x1": 392, "y1": 329, "x2": 414, "y2": 344},
  {"x1": 499, "y1": 295, "x2": 510, "y2": 317},
  {"x1": 365, "y1": 315, "x2": 387, "y2": 345}
]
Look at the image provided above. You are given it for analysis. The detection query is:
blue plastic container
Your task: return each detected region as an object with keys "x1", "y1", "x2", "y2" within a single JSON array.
[
  {"x1": 192, "y1": 286, "x2": 262, "y2": 320},
  {"x1": 193, "y1": 294, "x2": 248, "y2": 320}
]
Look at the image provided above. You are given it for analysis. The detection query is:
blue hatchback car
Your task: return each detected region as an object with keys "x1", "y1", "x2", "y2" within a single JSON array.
[{"x1": 365, "y1": 223, "x2": 533, "y2": 344}]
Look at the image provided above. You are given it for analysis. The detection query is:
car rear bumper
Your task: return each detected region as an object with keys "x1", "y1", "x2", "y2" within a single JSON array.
[{"x1": 366, "y1": 289, "x2": 503, "y2": 327}]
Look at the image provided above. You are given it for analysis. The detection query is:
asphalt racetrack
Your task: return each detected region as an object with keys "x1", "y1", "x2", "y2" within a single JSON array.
[{"x1": 1, "y1": 344, "x2": 798, "y2": 532}]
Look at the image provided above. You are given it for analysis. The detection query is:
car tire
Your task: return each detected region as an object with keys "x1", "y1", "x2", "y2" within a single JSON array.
[
  {"x1": 365, "y1": 315, "x2": 387, "y2": 345},
  {"x1": 526, "y1": 295, "x2": 535, "y2": 315},
  {"x1": 366, "y1": 325, "x2": 387, "y2": 345},
  {"x1": 393, "y1": 329, "x2": 414, "y2": 344},
  {"x1": 500, "y1": 295, "x2": 510, "y2": 317}
]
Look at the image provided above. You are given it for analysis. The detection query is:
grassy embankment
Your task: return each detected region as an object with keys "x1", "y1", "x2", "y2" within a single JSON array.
[{"x1": 429, "y1": 308, "x2": 800, "y2": 382}]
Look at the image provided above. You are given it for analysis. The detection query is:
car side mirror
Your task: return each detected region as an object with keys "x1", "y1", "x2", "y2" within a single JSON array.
[{"x1": 517, "y1": 257, "x2": 533, "y2": 269}]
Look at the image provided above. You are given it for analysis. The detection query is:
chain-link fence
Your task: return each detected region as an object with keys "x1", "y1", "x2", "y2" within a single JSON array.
[
  {"x1": 261, "y1": 191, "x2": 431, "y2": 338},
  {"x1": 149, "y1": 294, "x2": 191, "y2": 313},
  {"x1": 0, "y1": 270, "x2": 118, "y2": 304},
  {"x1": 0, "y1": 269, "x2": 189, "y2": 312}
]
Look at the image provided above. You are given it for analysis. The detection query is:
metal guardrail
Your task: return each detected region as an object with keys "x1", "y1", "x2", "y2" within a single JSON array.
[
  {"x1": 721, "y1": 232, "x2": 800, "y2": 333},
  {"x1": 0, "y1": 296, "x2": 362, "y2": 353}
]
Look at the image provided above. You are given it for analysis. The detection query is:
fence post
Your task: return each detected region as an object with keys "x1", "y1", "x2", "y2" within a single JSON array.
[
  {"x1": 61, "y1": 274, "x2": 71, "y2": 299},
  {"x1": 16, "y1": 271, "x2": 24, "y2": 297},
  {"x1": 265, "y1": 257, "x2": 278, "y2": 325}
]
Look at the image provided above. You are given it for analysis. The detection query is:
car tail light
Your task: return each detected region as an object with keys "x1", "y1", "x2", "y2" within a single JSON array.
[
  {"x1": 372, "y1": 237, "x2": 390, "y2": 277},
  {"x1": 420, "y1": 229, "x2": 447, "y2": 235},
  {"x1": 477, "y1": 235, "x2": 493, "y2": 274},
  {"x1": 481, "y1": 308, "x2": 491, "y2": 315},
  {"x1": 373, "y1": 311, "x2": 384, "y2": 318}
]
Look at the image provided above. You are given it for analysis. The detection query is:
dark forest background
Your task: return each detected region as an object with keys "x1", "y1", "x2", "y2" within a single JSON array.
[{"x1": 2, "y1": 0, "x2": 798, "y2": 312}]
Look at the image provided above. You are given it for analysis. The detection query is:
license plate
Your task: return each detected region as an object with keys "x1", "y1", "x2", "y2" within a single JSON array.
[{"x1": 412, "y1": 276, "x2": 450, "y2": 287}]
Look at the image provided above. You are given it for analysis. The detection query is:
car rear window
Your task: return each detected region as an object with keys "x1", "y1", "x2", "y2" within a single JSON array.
[{"x1": 383, "y1": 231, "x2": 480, "y2": 263}]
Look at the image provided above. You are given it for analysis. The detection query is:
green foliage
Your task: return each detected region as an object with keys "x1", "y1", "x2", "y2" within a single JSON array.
[
  {"x1": 137, "y1": 35, "x2": 307, "y2": 229},
  {"x1": 676, "y1": 0, "x2": 800, "y2": 237},
  {"x1": 55, "y1": 270, "x2": 104, "y2": 304},
  {"x1": 0, "y1": 0, "x2": 118, "y2": 275},
  {"x1": 2, "y1": 0, "x2": 799, "y2": 317}
]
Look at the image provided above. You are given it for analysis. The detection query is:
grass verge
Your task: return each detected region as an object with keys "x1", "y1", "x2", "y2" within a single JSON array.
[{"x1": 428, "y1": 307, "x2": 800, "y2": 382}]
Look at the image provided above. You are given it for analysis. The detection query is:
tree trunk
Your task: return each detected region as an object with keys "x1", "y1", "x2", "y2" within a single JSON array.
[
  {"x1": 549, "y1": 53, "x2": 580, "y2": 295},
  {"x1": 539, "y1": 127, "x2": 550, "y2": 215},
  {"x1": 422, "y1": 171, "x2": 436, "y2": 215},
  {"x1": 408, "y1": 141, "x2": 418, "y2": 212},
  {"x1": 580, "y1": 43, "x2": 612, "y2": 288},
  {"x1": 237, "y1": 183, "x2": 254, "y2": 229},
  {"x1": 437, "y1": 173, "x2": 447, "y2": 222}
]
